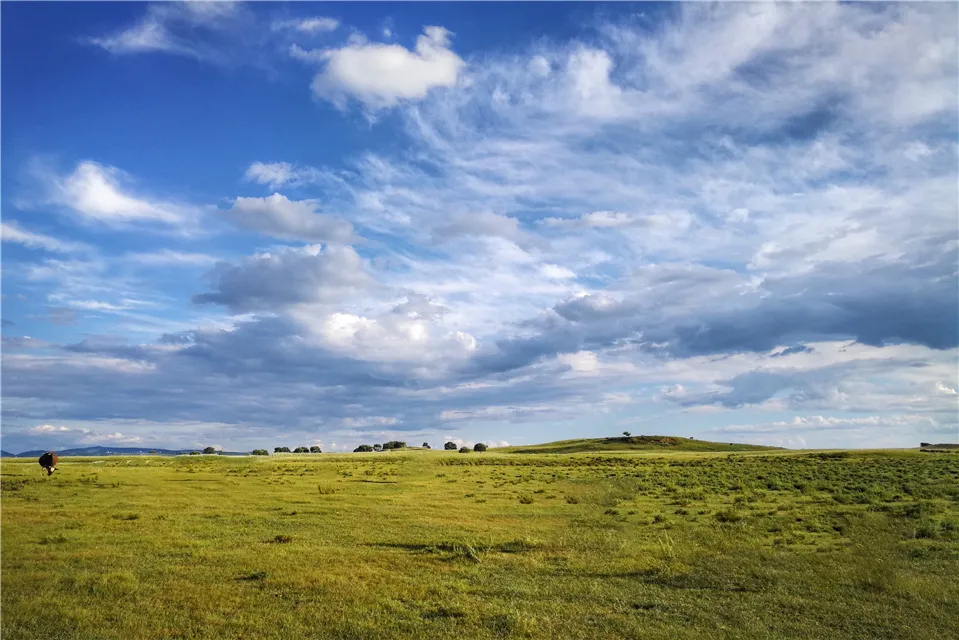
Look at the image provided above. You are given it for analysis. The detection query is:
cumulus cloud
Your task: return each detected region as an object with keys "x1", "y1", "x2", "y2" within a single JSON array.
[
  {"x1": 193, "y1": 244, "x2": 375, "y2": 312},
  {"x1": 225, "y1": 193, "x2": 357, "y2": 243},
  {"x1": 302, "y1": 26, "x2": 465, "y2": 110}
]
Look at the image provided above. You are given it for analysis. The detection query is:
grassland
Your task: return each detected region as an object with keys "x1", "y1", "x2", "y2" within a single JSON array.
[
  {"x1": 498, "y1": 435, "x2": 780, "y2": 454},
  {"x1": 2, "y1": 448, "x2": 958, "y2": 639}
]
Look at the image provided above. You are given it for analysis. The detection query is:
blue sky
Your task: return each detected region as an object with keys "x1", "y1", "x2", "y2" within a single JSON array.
[{"x1": 2, "y1": 1, "x2": 957, "y2": 454}]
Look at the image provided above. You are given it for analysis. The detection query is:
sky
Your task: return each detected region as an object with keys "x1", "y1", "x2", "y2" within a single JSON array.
[{"x1": 1, "y1": 1, "x2": 957, "y2": 454}]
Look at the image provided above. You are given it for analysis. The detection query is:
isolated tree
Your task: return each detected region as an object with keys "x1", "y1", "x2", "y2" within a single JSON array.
[
  {"x1": 422, "y1": 442, "x2": 431, "y2": 449},
  {"x1": 310, "y1": 446, "x2": 322, "y2": 453},
  {"x1": 459, "y1": 447, "x2": 470, "y2": 453},
  {"x1": 373, "y1": 444, "x2": 383, "y2": 452},
  {"x1": 473, "y1": 443, "x2": 488, "y2": 452},
  {"x1": 623, "y1": 432, "x2": 631, "y2": 437},
  {"x1": 444, "y1": 442, "x2": 458, "y2": 451},
  {"x1": 203, "y1": 446, "x2": 216, "y2": 454},
  {"x1": 354, "y1": 444, "x2": 373, "y2": 452},
  {"x1": 251, "y1": 449, "x2": 268, "y2": 456}
]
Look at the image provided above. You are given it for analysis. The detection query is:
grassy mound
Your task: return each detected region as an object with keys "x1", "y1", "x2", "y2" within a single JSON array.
[{"x1": 498, "y1": 435, "x2": 781, "y2": 454}]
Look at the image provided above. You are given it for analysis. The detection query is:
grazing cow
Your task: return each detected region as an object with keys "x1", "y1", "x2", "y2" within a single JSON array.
[{"x1": 39, "y1": 452, "x2": 58, "y2": 476}]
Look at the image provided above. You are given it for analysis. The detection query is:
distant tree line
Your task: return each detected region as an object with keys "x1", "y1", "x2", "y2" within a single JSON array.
[
  {"x1": 353, "y1": 441, "x2": 407, "y2": 453},
  {"x1": 348, "y1": 440, "x2": 495, "y2": 453},
  {"x1": 270, "y1": 446, "x2": 322, "y2": 454}
]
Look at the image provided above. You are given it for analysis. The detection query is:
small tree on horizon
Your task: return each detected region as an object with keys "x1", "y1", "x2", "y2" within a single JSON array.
[
  {"x1": 444, "y1": 442, "x2": 458, "y2": 451},
  {"x1": 354, "y1": 444, "x2": 373, "y2": 452},
  {"x1": 310, "y1": 446, "x2": 322, "y2": 453},
  {"x1": 274, "y1": 447, "x2": 291, "y2": 453},
  {"x1": 458, "y1": 447, "x2": 470, "y2": 453},
  {"x1": 203, "y1": 446, "x2": 217, "y2": 454},
  {"x1": 422, "y1": 442, "x2": 431, "y2": 449},
  {"x1": 623, "y1": 432, "x2": 631, "y2": 437},
  {"x1": 294, "y1": 447, "x2": 309, "y2": 453},
  {"x1": 251, "y1": 449, "x2": 268, "y2": 455},
  {"x1": 473, "y1": 443, "x2": 488, "y2": 452}
]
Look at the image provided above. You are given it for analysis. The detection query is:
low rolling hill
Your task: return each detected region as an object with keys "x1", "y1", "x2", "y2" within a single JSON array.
[{"x1": 496, "y1": 435, "x2": 781, "y2": 454}]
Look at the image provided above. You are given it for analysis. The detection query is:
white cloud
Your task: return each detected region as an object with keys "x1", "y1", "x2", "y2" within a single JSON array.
[
  {"x1": 30, "y1": 424, "x2": 84, "y2": 434},
  {"x1": 936, "y1": 382, "x2": 957, "y2": 396},
  {"x1": 124, "y1": 250, "x2": 218, "y2": 267},
  {"x1": 245, "y1": 162, "x2": 297, "y2": 188},
  {"x1": 556, "y1": 350, "x2": 600, "y2": 373},
  {"x1": 566, "y1": 47, "x2": 624, "y2": 118},
  {"x1": 305, "y1": 26, "x2": 465, "y2": 110},
  {"x1": 1, "y1": 222, "x2": 90, "y2": 253},
  {"x1": 193, "y1": 244, "x2": 376, "y2": 312},
  {"x1": 540, "y1": 264, "x2": 576, "y2": 280},
  {"x1": 602, "y1": 393, "x2": 632, "y2": 405},
  {"x1": 340, "y1": 416, "x2": 398, "y2": 428},
  {"x1": 529, "y1": 55, "x2": 551, "y2": 77},
  {"x1": 712, "y1": 414, "x2": 937, "y2": 435},
  {"x1": 28, "y1": 423, "x2": 141, "y2": 444},
  {"x1": 88, "y1": 2, "x2": 238, "y2": 60},
  {"x1": 31, "y1": 160, "x2": 201, "y2": 230},
  {"x1": 226, "y1": 193, "x2": 356, "y2": 243},
  {"x1": 273, "y1": 17, "x2": 339, "y2": 34},
  {"x1": 433, "y1": 211, "x2": 522, "y2": 243}
]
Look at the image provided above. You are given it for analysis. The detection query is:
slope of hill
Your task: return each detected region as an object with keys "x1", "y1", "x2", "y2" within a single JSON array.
[
  {"x1": 497, "y1": 435, "x2": 781, "y2": 454},
  {"x1": 0, "y1": 450, "x2": 16, "y2": 458}
]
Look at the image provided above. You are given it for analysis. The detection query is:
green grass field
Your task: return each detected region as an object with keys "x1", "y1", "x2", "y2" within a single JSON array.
[
  {"x1": 497, "y1": 435, "x2": 781, "y2": 454},
  {"x1": 2, "y1": 448, "x2": 958, "y2": 639}
]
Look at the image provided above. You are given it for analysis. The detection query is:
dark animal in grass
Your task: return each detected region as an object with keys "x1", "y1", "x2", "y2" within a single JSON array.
[{"x1": 39, "y1": 452, "x2": 59, "y2": 476}]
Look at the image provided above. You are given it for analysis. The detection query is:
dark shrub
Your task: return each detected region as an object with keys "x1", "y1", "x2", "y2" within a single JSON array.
[
  {"x1": 382, "y1": 441, "x2": 407, "y2": 450},
  {"x1": 202, "y1": 446, "x2": 216, "y2": 454},
  {"x1": 444, "y1": 442, "x2": 458, "y2": 450},
  {"x1": 422, "y1": 442, "x2": 431, "y2": 449},
  {"x1": 373, "y1": 444, "x2": 383, "y2": 452},
  {"x1": 251, "y1": 449, "x2": 268, "y2": 456},
  {"x1": 293, "y1": 447, "x2": 309, "y2": 453},
  {"x1": 353, "y1": 444, "x2": 374, "y2": 452},
  {"x1": 274, "y1": 447, "x2": 291, "y2": 453},
  {"x1": 459, "y1": 447, "x2": 470, "y2": 453},
  {"x1": 189, "y1": 451, "x2": 201, "y2": 455},
  {"x1": 309, "y1": 446, "x2": 322, "y2": 453},
  {"x1": 473, "y1": 443, "x2": 488, "y2": 452}
]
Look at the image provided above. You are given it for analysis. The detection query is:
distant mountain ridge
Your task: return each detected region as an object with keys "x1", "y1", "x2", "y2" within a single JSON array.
[{"x1": 2, "y1": 446, "x2": 249, "y2": 458}]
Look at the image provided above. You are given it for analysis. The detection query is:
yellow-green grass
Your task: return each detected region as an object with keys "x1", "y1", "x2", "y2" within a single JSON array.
[
  {"x1": 496, "y1": 435, "x2": 781, "y2": 454},
  {"x1": 2, "y1": 449, "x2": 958, "y2": 639}
]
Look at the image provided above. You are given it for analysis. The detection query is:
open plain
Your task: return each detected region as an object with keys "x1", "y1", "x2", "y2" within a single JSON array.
[{"x1": 2, "y1": 447, "x2": 958, "y2": 639}]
